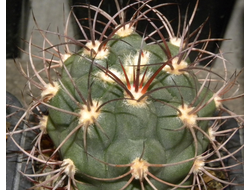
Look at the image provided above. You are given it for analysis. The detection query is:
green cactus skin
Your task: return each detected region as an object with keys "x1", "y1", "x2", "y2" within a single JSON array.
[
  {"x1": 9, "y1": 1, "x2": 243, "y2": 190},
  {"x1": 45, "y1": 21, "x2": 218, "y2": 189}
]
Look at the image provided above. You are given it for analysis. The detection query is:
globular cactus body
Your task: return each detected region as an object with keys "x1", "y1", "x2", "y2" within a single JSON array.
[
  {"x1": 46, "y1": 26, "x2": 216, "y2": 189},
  {"x1": 7, "y1": 1, "x2": 243, "y2": 190}
]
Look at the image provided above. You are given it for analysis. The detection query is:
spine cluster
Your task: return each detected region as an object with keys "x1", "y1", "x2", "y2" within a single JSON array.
[{"x1": 6, "y1": 1, "x2": 243, "y2": 190}]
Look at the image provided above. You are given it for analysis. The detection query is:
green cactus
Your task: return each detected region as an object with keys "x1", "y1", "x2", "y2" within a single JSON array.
[
  {"x1": 7, "y1": 0, "x2": 243, "y2": 190},
  {"x1": 45, "y1": 34, "x2": 214, "y2": 189}
]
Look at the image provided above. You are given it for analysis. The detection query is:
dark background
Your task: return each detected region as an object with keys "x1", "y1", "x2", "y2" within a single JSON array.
[{"x1": 7, "y1": 0, "x2": 236, "y2": 62}]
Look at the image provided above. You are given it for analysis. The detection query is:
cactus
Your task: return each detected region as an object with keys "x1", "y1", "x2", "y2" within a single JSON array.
[{"x1": 7, "y1": 0, "x2": 243, "y2": 190}]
